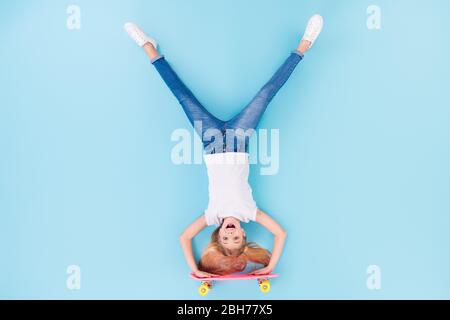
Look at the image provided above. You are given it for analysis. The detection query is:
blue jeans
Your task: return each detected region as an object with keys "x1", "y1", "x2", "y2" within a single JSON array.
[{"x1": 152, "y1": 50, "x2": 303, "y2": 153}]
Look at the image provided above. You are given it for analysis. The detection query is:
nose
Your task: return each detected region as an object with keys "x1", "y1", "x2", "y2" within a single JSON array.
[{"x1": 224, "y1": 228, "x2": 235, "y2": 235}]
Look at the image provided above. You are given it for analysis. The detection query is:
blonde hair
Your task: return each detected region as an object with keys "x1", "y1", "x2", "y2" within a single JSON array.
[{"x1": 198, "y1": 226, "x2": 271, "y2": 275}]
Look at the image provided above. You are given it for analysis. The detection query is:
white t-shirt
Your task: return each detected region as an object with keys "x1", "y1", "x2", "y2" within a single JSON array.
[{"x1": 204, "y1": 152, "x2": 257, "y2": 226}]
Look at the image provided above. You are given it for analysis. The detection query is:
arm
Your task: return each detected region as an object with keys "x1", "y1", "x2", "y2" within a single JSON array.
[
  {"x1": 179, "y1": 215, "x2": 217, "y2": 278},
  {"x1": 250, "y1": 208, "x2": 287, "y2": 275}
]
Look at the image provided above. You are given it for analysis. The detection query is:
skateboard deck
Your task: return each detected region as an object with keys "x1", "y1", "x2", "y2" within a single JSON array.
[
  {"x1": 190, "y1": 273, "x2": 279, "y2": 281},
  {"x1": 190, "y1": 273, "x2": 279, "y2": 296}
]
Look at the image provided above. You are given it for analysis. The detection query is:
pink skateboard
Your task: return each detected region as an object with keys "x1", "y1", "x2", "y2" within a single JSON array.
[{"x1": 190, "y1": 273, "x2": 279, "y2": 296}]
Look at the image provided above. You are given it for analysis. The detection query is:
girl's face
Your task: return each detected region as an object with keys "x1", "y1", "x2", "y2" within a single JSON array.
[{"x1": 218, "y1": 217, "x2": 246, "y2": 253}]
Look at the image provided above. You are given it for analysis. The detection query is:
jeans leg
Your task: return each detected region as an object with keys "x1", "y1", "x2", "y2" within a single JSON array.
[
  {"x1": 224, "y1": 50, "x2": 303, "y2": 152},
  {"x1": 152, "y1": 56, "x2": 224, "y2": 151}
]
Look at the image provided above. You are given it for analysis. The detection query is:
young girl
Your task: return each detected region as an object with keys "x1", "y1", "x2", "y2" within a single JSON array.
[{"x1": 124, "y1": 15, "x2": 323, "y2": 278}]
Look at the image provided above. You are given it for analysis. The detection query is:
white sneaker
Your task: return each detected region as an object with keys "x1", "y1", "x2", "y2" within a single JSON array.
[
  {"x1": 302, "y1": 14, "x2": 323, "y2": 47},
  {"x1": 124, "y1": 22, "x2": 158, "y2": 48}
]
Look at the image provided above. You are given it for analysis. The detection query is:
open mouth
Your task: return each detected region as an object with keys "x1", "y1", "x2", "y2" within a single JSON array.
[{"x1": 225, "y1": 223, "x2": 236, "y2": 230}]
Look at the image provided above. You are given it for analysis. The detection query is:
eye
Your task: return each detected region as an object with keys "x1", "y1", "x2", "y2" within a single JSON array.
[
  {"x1": 234, "y1": 236, "x2": 239, "y2": 241},
  {"x1": 223, "y1": 237, "x2": 228, "y2": 241}
]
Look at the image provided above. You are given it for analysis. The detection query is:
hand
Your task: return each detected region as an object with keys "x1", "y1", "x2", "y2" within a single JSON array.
[
  {"x1": 193, "y1": 269, "x2": 217, "y2": 278},
  {"x1": 250, "y1": 265, "x2": 273, "y2": 276}
]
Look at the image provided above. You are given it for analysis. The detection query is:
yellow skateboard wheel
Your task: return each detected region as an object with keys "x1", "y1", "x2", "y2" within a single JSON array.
[
  {"x1": 198, "y1": 283, "x2": 210, "y2": 296},
  {"x1": 259, "y1": 279, "x2": 270, "y2": 293}
]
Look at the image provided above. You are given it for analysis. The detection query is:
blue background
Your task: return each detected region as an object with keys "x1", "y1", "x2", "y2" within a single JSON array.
[{"x1": 1, "y1": 0, "x2": 450, "y2": 299}]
